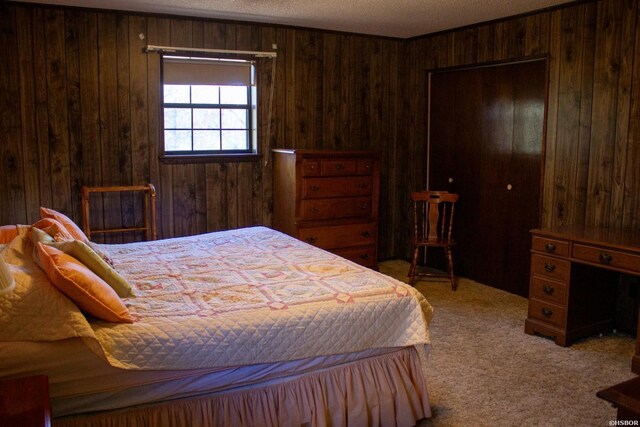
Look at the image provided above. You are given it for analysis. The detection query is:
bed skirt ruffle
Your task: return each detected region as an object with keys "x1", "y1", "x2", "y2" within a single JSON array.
[{"x1": 54, "y1": 346, "x2": 431, "y2": 427}]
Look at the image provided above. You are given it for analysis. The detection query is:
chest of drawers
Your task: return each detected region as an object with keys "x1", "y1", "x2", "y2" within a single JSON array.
[{"x1": 272, "y1": 149, "x2": 379, "y2": 268}]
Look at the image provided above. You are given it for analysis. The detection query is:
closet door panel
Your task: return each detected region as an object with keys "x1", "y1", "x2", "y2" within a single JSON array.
[{"x1": 428, "y1": 60, "x2": 545, "y2": 296}]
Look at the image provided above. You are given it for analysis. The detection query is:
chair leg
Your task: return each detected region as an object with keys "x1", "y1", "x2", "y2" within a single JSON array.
[
  {"x1": 446, "y1": 247, "x2": 456, "y2": 291},
  {"x1": 408, "y1": 246, "x2": 420, "y2": 286}
]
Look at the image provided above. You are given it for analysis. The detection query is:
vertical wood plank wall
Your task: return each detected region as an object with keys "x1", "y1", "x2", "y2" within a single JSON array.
[
  {"x1": 1, "y1": 0, "x2": 639, "y2": 261},
  {"x1": 397, "y1": 0, "x2": 640, "y2": 258},
  {"x1": 0, "y1": 3, "x2": 401, "y2": 255}
]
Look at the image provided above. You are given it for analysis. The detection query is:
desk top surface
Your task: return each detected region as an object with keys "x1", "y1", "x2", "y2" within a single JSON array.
[{"x1": 531, "y1": 225, "x2": 640, "y2": 253}]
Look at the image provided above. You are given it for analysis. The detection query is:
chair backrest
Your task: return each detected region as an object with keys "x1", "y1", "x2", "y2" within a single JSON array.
[{"x1": 411, "y1": 191, "x2": 459, "y2": 243}]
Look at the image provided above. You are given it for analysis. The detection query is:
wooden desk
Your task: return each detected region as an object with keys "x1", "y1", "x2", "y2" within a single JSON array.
[
  {"x1": 524, "y1": 225, "x2": 640, "y2": 373},
  {"x1": 0, "y1": 375, "x2": 51, "y2": 426}
]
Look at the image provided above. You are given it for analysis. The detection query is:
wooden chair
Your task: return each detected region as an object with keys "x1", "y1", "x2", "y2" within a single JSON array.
[{"x1": 408, "y1": 190, "x2": 459, "y2": 290}]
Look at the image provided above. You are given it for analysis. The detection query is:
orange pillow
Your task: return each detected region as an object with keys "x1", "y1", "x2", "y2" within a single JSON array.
[
  {"x1": 40, "y1": 207, "x2": 88, "y2": 242},
  {"x1": 35, "y1": 243, "x2": 133, "y2": 323},
  {"x1": 32, "y1": 218, "x2": 75, "y2": 242},
  {"x1": 0, "y1": 225, "x2": 19, "y2": 244}
]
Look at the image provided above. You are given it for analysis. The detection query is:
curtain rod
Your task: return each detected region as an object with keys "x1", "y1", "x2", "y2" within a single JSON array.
[{"x1": 146, "y1": 44, "x2": 277, "y2": 58}]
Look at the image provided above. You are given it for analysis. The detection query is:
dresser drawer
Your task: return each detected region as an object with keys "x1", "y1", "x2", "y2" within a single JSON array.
[
  {"x1": 332, "y1": 245, "x2": 377, "y2": 268},
  {"x1": 357, "y1": 158, "x2": 375, "y2": 175},
  {"x1": 531, "y1": 254, "x2": 570, "y2": 282},
  {"x1": 300, "y1": 197, "x2": 372, "y2": 220},
  {"x1": 532, "y1": 236, "x2": 570, "y2": 257},
  {"x1": 530, "y1": 276, "x2": 567, "y2": 306},
  {"x1": 302, "y1": 177, "x2": 372, "y2": 199},
  {"x1": 321, "y1": 159, "x2": 358, "y2": 176},
  {"x1": 298, "y1": 222, "x2": 377, "y2": 250},
  {"x1": 573, "y1": 244, "x2": 640, "y2": 274},
  {"x1": 302, "y1": 160, "x2": 320, "y2": 176},
  {"x1": 528, "y1": 298, "x2": 566, "y2": 328}
]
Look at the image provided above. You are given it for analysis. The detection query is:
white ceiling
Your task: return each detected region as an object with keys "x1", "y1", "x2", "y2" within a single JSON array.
[{"x1": 22, "y1": 0, "x2": 573, "y2": 38}]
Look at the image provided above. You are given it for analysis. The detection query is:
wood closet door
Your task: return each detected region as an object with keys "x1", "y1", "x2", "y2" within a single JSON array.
[{"x1": 429, "y1": 60, "x2": 546, "y2": 297}]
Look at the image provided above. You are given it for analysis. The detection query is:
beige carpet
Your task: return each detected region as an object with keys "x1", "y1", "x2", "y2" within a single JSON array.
[{"x1": 378, "y1": 260, "x2": 636, "y2": 427}]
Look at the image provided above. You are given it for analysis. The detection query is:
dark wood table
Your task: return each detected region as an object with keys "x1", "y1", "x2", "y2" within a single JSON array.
[
  {"x1": 0, "y1": 375, "x2": 51, "y2": 426},
  {"x1": 597, "y1": 376, "x2": 640, "y2": 421}
]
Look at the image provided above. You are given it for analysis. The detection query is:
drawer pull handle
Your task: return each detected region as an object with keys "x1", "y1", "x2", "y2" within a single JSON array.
[
  {"x1": 357, "y1": 183, "x2": 368, "y2": 189},
  {"x1": 361, "y1": 231, "x2": 371, "y2": 238},
  {"x1": 544, "y1": 243, "x2": 556, "y2": 252},
  {"x1": 360, "y1": 254, "x2": 370, "y2": 259},
  {"x1": 543, "y1": 284, "x2": 554, "y2": 295},
  {"x1": 335, "y1": 164, "x2": 345, "y2": 170},
  {"x1": 599, "y1": 253, "x2": 612, "y2": 265},
  {"x1": 544, "y1": 263, "x2": 556, "y2": 272},
  {"x1": 310, "y1": 185, "x2": 320, "y2": 191},
  {"x1": 306, "y1": 236, "x2": 318, "y2": 244},
  {"x1": 310, "y1": 207, "x2": 320, "y2": 213},
  {"x1": 361, "y1": 204, "x2": 369, "y2": 210},
  {"x1": 541, "y1": 308, "x2": 553, "y2": 318}
]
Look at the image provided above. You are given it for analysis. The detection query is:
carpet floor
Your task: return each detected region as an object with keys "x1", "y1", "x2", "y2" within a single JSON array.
[{"x1": 378, "y1": 260, "x2": 636, "y2": 427}]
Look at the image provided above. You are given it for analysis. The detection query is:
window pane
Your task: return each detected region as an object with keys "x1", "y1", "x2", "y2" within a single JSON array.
[
  {"x1": 191, "y1": 85, "x2": 219, "y2": 104},
  {"x1": 221, "y1": 109, "x2": 247, "y2": 129},
  {"x1": 164, "y1": 108, "x2": 192, "y2": 129},
  {"x1": 221, "y1": 130, "x2": 248, "y2": 150},
  {"x1": 193, "y1": 109, "x2": 220, "y2": 129},
  {"x1": 193, "y1": 130, "x2": 220, "y2": 151},
  {"x1": 164, "y1": 85, "x2": 190, "y2": 103},
  {"x1": 220, "y1": 86, "x2": 248, "y2": 104},
  {"x1": 165, "y1": 130, "x2": 192, "y2": 151}
]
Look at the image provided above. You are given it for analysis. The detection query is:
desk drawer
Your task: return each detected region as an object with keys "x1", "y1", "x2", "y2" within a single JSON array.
[
  {"x1": 530, "y1": 276, "x2": 567, "y2": 306},
  {"x1": 531, "y1": 254, "x2": 570, "y2": 282},
  {"x1": 528, "y1": 298, "x2": 566, "y2": 328},
  {"x1": 298, "y1": 222, "x2": 377, "y2": 249},
  {"x1": 300, "y1": 197, "x2": 372, "y2": 220},
  {"x1": 532, "y1": 236, "x2": 570, "y2": 257},
  {"x1": 573, "y1": 244, "x2": 640, "y2": 274},
  {"x1": 302, "y1": 177, "x2": 372, "y2": 199}
]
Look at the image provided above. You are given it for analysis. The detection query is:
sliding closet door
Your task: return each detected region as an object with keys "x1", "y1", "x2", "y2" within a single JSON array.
[{"x1": 428, "y1": 60, "x2": 546, "y2": 297}]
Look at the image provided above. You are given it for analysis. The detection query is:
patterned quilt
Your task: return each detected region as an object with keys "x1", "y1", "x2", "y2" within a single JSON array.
[{"x1": 15, "y1": 226, "x2": 434, "y2": 371}]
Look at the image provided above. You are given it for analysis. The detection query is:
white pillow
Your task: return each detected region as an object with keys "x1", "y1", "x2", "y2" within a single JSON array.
[{"x1": 0, "y1": 256, "x2": 15, "y2": 295}]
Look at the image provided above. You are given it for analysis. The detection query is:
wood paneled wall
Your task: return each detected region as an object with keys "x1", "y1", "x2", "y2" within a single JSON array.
[
  {"x1": 1, "y1": 0, "x2": 639, "y2": 260},
  {"x1": 394, "y1": 0, "x2": 640, "y2": 258},
  {"x1": 0, "y1": 3, "x2": 401, "y2": 256}
]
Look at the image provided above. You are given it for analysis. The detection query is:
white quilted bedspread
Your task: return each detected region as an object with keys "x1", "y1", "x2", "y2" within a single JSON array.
[{"x1": 90, "y1": 227, "x2": 433, "y2": 370}]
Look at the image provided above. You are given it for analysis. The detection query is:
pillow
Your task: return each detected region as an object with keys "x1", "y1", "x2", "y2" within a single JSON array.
[
  {"x1": 47, "y1": 240, "x2": 132, "y2": 298},
  {"x1": 0, "y1": 225, "x2": 19, "y2": 244},
  {"x1": 0, "y1": 256, "x2": 15, "y2": 295},
  {"x1": 40, "y1": 207, "x2": 88, "y2": 243},
  {"x1": 35, "y1": 243, "x2": 133, "y2": 323},
  {"x1": 87, "y1": 242, "x2": 115, "y2": 267},
  {"x1": 32, "y1": 218, "x2": 75, "y2": 242},
  {"x1": 28, "y1": 226, "x2": 57, "y2": 263},
  {"x1": 29, "y1": 226, "x2": 56, "y2": 245}
]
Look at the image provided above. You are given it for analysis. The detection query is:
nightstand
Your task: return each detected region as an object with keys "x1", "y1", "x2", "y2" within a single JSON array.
[
  {"x1": 597, "y1": 376, "x2": 640, "y2": 421},
  {"x1": 0, "y1": 375, "x2": 51, "y2": 426}
]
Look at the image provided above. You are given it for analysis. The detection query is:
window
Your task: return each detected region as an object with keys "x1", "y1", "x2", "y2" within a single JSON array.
[{"x1": 161, "y1": 56, "x2": 258, "y2": 161}]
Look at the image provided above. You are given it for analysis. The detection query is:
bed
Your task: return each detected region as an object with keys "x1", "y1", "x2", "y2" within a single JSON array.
[{"x1": 0, "y1": 222, "x2": 433, "y2": 426}]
